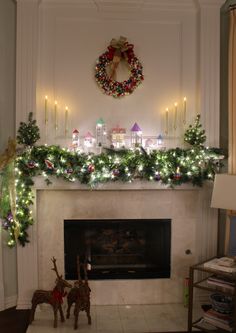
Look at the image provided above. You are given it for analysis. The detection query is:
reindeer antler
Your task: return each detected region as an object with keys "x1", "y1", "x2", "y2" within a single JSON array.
[{"x1": 51, "y1": 257, "x2": 61, "y2": 279}]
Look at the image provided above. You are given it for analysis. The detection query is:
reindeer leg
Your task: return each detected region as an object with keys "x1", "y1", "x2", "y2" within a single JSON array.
[
  {"x1": 66, "y1": 300, "x2": 72, "y2": 319},
  {"x1": 53, "y1": 306, "x2": 58, "y2": 328},
  {"x1": 74, "y1": 307, "x2": 79, "y2": 330},
  {"x1": 29, "y1": 303, "x2": 37, "y2": 324},
  {"x1": 59, "y1": 303, "x2": 65, "y2": 322},
  {"x1": 86, "y1": 305, "x2": 92, "y2": 325}
]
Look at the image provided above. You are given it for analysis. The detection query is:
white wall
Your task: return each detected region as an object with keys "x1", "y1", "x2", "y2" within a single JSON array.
[
  {"x1": 14, "y1": 0, "x2": 225, "y2": 309},
  {"x1": 0, "y1": 0, "x2": 17, "y2": 310},
  {"x1": 37, "y1": 1, "x2": 198, "y2": 147},
  {"x1": 15, "y1": 0, "x2": 225, "y2": 147}
]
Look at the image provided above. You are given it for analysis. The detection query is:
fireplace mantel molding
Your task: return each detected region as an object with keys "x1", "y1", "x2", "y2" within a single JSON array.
[{"x1": 33, "y1": 177, "x2": 213, "y2": 191}]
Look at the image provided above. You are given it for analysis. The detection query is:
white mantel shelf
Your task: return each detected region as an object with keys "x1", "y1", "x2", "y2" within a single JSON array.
[{"x1": 33, "y1": 177, "x2": 213, "y2": 191}]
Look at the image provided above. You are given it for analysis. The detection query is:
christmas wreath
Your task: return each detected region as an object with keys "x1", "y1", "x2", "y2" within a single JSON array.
[{"x1": 95, "y1": 36, "x2": 144, "y2": 98}]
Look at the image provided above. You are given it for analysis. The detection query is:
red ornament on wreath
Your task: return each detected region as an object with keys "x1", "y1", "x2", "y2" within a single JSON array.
[{"x1": 95, "y1": 36, "x2": 144, "y2": 98}]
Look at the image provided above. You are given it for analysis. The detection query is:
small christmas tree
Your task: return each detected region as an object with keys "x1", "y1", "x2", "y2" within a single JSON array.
[
  {"x1": 17, "y1": 112, "x2": 40, "y2": 146},
  {"x1": 184, "y1": 114, "x2": 206, "y2": 147}
]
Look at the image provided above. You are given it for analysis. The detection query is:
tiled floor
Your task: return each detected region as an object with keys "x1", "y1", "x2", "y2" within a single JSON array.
[{"x1": 26, "y1": 303, "x2": 194, "y2": 333}]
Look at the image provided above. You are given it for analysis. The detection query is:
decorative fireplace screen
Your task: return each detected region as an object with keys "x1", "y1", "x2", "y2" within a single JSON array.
[{"x1": 64, "y1": 219, "x2": 171, "y2": 280}]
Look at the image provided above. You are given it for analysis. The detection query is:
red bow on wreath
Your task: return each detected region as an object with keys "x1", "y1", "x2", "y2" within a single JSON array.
[{"x1": 107, "y1": 36, "x2": 134, "y2": 79}]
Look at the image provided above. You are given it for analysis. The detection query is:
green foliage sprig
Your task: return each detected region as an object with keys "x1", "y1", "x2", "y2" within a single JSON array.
[
  {"x1": 184, "y1": 114, "x2": 206, "y2": 146},
  {"x1": 17, "y1": 112, "x2": 40, "y2": 146}
]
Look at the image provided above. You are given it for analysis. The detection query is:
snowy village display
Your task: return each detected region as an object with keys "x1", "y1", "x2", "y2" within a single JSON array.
[
  {"x1": 131, "y1": 123, "x2": 142, "y2": 147},
  {"x1": 110, "y1": 125, "x2": 126, "y2": 149},
  {"x1": 95, "y1": 118, "x2": 107, "y2": 147},
  {"x1": 84, "y1": 132, "x2": 95, "y2": 148},
  {"x1": 72, "y1": 129, "x2": 80, "y2": 150}
]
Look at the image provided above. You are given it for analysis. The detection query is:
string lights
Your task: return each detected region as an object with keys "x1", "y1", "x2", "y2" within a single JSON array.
[{"x1": 0, "y1": 114, "x2": 224, "y2": 247}]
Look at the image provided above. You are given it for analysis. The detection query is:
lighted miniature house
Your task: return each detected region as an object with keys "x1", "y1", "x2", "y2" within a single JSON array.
[
  {"x1": 157, "y1": 134, "x2": 163, "y2": 146},
  {"x1": 145, "y1": 138, "x2": 155, "y2": 151},
  {"x1": 72, "y1": 129, "x2": 80, "y2": 149},
  {"x1": 96, "y1": 118, "x2": 107, "y2": 147},
  {"x1": 145, "y1": 138, "x2": 154, "y2": 148},
  {"x1": 145, "y1": 138, "x2": 155, "y2": 153},
  {"x1": 84, "y1": 131, "x2": 95, "y2": 148},
  {"x1": 111, "y1": 125, "x2": 126, "y2": 149},
  {"x1": 131, "y1": 123, "x2": 142, "y2": 147}
]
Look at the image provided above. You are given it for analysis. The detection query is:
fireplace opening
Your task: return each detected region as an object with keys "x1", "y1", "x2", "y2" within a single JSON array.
[{"x1": 64, "y1": 219, "x2": 171, "y2": 280}]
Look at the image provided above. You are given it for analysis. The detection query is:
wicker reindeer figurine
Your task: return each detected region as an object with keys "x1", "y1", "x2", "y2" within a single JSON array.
[
  {"x1": 29, "y1": 257, "x2": 72, "y2": 328},
  {"x1": 66, "y1": 256, "x2": 91, "y2": 330}
]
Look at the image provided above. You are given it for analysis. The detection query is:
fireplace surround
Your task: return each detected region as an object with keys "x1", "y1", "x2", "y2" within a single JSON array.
[{"x1": 16, "y1": 179, "x2": 218, "y2": 308}]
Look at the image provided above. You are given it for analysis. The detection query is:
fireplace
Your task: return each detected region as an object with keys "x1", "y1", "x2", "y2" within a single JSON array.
[
  {"x1": 16, "y1": 187, "x2": 218, "y2": 307},
  {"x1": 64, "y1": 219, "x2": 171, "y2": 280}
]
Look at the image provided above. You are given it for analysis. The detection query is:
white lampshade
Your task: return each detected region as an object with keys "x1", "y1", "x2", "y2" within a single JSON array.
[{"x1": 211, "y1": 174, "x2": 236, "y2": 210}]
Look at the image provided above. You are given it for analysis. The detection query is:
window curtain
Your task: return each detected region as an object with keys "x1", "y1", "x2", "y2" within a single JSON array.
[{"x1": 229, "y1": 8, "x2": 236, "y2": 173}]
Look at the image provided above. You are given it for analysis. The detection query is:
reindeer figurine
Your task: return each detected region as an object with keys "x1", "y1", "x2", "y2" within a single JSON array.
[
  {"x1": 29, "y1": 257, "x2": 72, "y2": 328},
  {"x1": 66, "y1": 256, "x2": 91, "y2": 330}
]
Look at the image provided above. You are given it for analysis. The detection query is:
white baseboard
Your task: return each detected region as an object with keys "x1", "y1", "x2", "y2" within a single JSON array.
[
  {"x1": 4, "y1": 295, "x2": 17, "y2": 309},
  {"x1": 0, "y1": 300, "x2": 5, "y2": 311},
  {"x1": 16, "y1": 300, "x2": 31, "y2": 310}
]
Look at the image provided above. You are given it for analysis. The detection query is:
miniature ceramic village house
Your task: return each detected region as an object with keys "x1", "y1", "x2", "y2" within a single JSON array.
[
  {"x1": 131, "y1": 122, "x2": 142, "y2": 147},
  {"x1": 95, "y1": 118, "x2": 107, "y2": 147},
  {"x1": 111, "y1": 125, "x2": 126, "y2": 148}
]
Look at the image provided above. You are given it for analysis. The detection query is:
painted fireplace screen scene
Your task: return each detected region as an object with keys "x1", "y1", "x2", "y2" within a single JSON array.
[{"x1": 64, "y1": 219, "x2": 171, "y2": 280}]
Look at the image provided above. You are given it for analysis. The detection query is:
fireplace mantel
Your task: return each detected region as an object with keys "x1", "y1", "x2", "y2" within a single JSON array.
[
  {"x1": 33, "y1": 176, "x2": 211, "y2": 191},
  {"x1": 16, "y1": 181, "x2": 217, "y2": 308}
]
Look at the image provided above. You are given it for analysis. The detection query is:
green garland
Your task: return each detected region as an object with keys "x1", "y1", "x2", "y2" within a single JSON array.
[{"x1": 0, "y1": 115, "x2": 224, "y2": 247}]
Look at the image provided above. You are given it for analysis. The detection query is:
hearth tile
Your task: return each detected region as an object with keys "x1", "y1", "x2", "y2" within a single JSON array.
[
  {"x1": 27, "y1": 305, "x2": 97, "y2": 333},
  {"x1": 146, "y1": 316, "x2": 185, "y2": 332},
  {"x1": 96, "y1": 305, "x2": 120, "y2": 319},
  {"x1": 97, "y1": 328, "x2": 123, "y2": 333},
  {"x1": 142, "y1": 304, "x2": 177, "y2": 318},
  {"x1": 27, "y1": 304, "x2": 189, "y2": 332},
  {"x1": 118, "y1": 305, "x2": 144, "y2": 319},
  {"x1": 142, "y1": 304, "x2": 188, "y2": 332},
  {"x1": 97, "y1": 318, "x2": 123, "y2": 332},
  {"x1": 121, "y1": 317, "x2": 149, "y2": 333}
]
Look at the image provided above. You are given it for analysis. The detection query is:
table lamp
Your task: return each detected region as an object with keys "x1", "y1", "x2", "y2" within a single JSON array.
[{"x1": 211, "y1": 174, "x2": 236, "y2": 257}]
